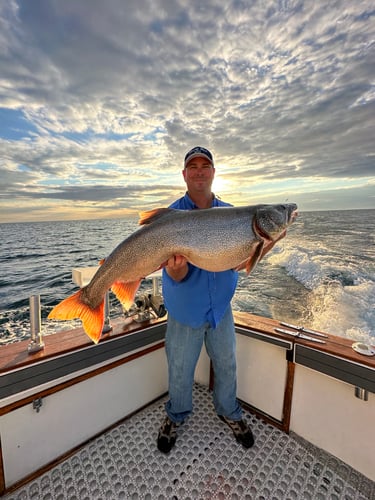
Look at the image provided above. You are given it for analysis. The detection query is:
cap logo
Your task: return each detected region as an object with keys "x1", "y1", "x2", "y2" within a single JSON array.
[{"x1": 184, "y1": 146, "x2": 214, "y2": 168}]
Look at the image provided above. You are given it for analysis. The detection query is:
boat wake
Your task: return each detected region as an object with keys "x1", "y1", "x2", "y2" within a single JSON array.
[{"x1": 267, "y1": 243, "x2": 374, "y2": 343}]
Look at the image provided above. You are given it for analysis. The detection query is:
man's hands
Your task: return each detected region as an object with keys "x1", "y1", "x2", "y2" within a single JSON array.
[{"x1": 165, "y1": 255, "x2": 189, "y2": 282}]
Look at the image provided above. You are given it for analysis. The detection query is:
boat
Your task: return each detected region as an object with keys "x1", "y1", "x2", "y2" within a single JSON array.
[{"x1": 0, "y1": 267, "x2": 374, "y2": 498}]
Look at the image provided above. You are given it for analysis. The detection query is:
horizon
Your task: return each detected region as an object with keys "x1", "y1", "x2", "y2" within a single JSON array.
[
  {"x1": 1, "y1": 206, "x2": 374, "y2": 226},
  {"x1": 1, "y1": 1, "x2": 374, "y2": 223}
]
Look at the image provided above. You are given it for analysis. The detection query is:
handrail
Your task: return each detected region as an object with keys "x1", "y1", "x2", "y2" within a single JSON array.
[{"x1": 27, "y1": 295, "x2": 45, "y2": 354}]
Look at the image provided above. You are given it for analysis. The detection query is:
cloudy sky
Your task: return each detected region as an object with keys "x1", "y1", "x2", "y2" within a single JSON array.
[{"x1": 1, "y1": 0, "x2": 374, "y2": 223}]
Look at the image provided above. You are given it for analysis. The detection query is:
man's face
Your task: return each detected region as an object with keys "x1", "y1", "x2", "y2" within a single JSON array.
[{"x1": 183, "y1": 156, "x2": 215, "y2": 192}]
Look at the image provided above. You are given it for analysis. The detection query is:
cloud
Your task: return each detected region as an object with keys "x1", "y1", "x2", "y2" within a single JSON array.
[{"x1": 0, "y1": 0, "x2": 374, "y2": 221}]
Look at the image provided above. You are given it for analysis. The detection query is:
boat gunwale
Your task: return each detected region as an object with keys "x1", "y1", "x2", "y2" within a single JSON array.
[{"x1": 0, "y1": 312, "x2": 374, "y2": 376}]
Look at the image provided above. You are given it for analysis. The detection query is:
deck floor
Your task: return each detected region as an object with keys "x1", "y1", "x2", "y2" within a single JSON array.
[{"x1": 4, "y1": 384, "x2": 374, "y2": 500}]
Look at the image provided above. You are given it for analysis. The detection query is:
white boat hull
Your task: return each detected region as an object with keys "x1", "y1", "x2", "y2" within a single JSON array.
[{"x1": 0, "y1": 311, "x2": 374, "y2": 494}]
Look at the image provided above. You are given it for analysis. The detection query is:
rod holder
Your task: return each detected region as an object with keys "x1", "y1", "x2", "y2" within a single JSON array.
[
  {"x1": 28, "y1": 295, "x2": 45, "y2": 354},
  {"x1": 102, "y1": 291, "x2": 112, "y2": 334},
  {"x1": 152, "y1": 276, "x2": 159, "y2": 296}
]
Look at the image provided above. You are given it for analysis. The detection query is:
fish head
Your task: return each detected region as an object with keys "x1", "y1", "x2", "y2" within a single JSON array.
[{"x1": 254, "y1": 203, "x2": 298, "y2": 241}]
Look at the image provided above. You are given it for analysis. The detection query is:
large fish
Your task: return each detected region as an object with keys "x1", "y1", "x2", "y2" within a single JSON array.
[{"x1": 48, "y1": 203, "x2": 297, "y2": 343}]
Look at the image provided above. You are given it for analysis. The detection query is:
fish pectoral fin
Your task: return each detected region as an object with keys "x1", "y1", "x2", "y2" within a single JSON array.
[
  {"x1": 259, "y1": 236, "x2": 280, "y2": 259},
  {"x1": 111, "y1": 279, "x2": 142, "y2": 310},
  {"x1": 235, "y1": 241, "x2": 265, "y2": 275},
  {"x1": 48, "y1": 290, "x2": 104, "y2": 345},
  {"x1": 138, "y1": 208, "x2": 174, "y2": 225}
]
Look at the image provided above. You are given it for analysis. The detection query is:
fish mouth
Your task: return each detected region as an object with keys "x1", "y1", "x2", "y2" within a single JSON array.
[
  {"x1": 253, "y1": 204, "x2": 298, "y2": 241},
  {"x1": 290, "y1": 209, "x2": 298, "y2": 223}
]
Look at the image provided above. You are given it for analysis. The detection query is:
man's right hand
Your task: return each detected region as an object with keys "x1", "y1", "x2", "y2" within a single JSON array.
[{"x1": 165, "y1": 255, "x2": 189, "y2": 282}]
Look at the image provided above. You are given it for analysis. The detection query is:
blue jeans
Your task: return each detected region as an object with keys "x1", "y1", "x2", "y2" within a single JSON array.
[{"x1": 164, "y1": 306, "x2": 243, "y2": 423}]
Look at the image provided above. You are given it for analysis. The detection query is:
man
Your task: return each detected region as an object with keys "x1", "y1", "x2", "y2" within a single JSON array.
[{"x1": 157, "y1": 146, "x2": 254, "y2": 453}]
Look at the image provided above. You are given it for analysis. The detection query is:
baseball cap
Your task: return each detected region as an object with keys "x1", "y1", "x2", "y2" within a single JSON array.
[{"x1": 184, "y1": 146, "x2": 214, "y2": 168}]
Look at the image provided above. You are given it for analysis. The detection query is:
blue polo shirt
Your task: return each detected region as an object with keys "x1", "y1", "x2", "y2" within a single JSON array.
[{"x1": 162, "y1": 192, "x2": 238, "y2": 328}]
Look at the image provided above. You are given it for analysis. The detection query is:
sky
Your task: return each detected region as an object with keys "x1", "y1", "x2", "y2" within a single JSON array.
[{"x1": 0, "y1": 0, "x2": 374, "y2": 223}]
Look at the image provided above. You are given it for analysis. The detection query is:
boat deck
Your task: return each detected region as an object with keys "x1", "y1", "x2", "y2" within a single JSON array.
[{"x1": 4, "y1": 384, "x2": 374, "y2": 500}]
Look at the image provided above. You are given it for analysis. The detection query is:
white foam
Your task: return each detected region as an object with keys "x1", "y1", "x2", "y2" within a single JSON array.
[
  {"x1": 268, "y1": 245, "x2": 324, "y2": 290},
  {"x1": 303, "y1": 280, "x2": 374, "y2": 343},
  {"x1": 267, "y1": 243, "x2": 375, "y2": 343}
]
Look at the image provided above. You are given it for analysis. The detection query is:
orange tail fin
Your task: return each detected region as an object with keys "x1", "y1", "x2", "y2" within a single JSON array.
[
  {"x1": 48, "y1": 290, "x2": 104, "y2": 344},
  {"x1": 111, "y1": 279, "x2": 142, "y2": 310}
]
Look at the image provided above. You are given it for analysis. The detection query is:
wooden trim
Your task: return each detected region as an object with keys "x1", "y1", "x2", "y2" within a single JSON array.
[
  {"x1": 0, "y1": 316, "x2": 167, "y2": 375},
  {"x1": 2, "y1": 311, "x2": 372, "y2": 374},
  {"x1": 281, "y1": 360, "x2": 295, "y2": 432}
]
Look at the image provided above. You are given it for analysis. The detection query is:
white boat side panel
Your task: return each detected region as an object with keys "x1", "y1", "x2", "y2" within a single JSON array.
[
  {"x1": 0, "y1": 349, "x2": 168, "y2": 488},
  {"x1": 236, "y1": 335, "x2": 287, "y2": 420},
  {"x1": 0, "y1": 340, "x2": 164, "y2": 409},
  {"x1": 290, "y1": 364, "x2": 375, "y2": 482}
]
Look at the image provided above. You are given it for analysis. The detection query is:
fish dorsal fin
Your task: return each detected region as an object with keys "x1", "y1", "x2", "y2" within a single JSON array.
[{"x1": 138, "y1": 208, "x2": 174, "y2": 225}]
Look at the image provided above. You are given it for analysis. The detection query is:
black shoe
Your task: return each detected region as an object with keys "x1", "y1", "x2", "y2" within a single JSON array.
[
  {"x1": 157, "y1": 416, "x2": 177, "y2": 453},
  {"x1": 219, "y1": 415, "x2": 255, "y2": 448}
]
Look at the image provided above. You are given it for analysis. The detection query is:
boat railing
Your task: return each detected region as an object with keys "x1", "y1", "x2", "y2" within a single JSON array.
[
  {"x1": 26, "y1": 267, "x2": 166, "y2": 355},
  {"x1": 27, "y1": 295, "x2": 45, "y2": 354}
]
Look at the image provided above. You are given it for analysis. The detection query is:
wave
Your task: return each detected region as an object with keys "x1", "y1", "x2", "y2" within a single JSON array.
[
  {"x1": 267, "y1": 243, "x2": 374, "y2": 342},
  {"x1": 302, "y1": 280, "x2": 375, "y2": 343},
  {"x1": 268, "y1": 240, "x2": 371, "y2": 288}
]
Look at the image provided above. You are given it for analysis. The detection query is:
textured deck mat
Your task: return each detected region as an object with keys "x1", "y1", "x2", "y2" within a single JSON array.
[{"x1": 5, "y1": 384, "x2": 374, "y2": 499}]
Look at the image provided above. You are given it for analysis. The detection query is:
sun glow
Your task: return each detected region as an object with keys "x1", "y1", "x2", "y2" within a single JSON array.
[{"x1": 213, "y1": 172, "x2": 230, "y2": 195}]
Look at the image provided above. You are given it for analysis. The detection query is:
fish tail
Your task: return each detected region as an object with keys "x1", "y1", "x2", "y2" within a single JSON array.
[
  {"x1": 111, "y1": 279, "x2": 142, "y2": 310},
  {"x1": 48, "y1": 289, "x2": 104, "y2": 344}
]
